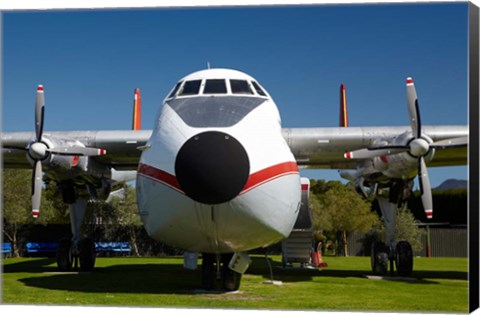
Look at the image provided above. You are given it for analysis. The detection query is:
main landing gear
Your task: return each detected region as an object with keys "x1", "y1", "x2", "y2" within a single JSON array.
[
  {"x1": 371, "y1": 193, "x2": 414, "y2": 277},
  {"x1": 57, "y1": 237, "x2": 96, "y2": 272},
  {"x1": 371, "y1": 240, "x2": 413, "y2": 277},
  {"x1": 56, "y1": 182, "x2": 97, "y2": 272},
  {"x1": 202, "y1": 253, "x2": 242, "y2": 291}
]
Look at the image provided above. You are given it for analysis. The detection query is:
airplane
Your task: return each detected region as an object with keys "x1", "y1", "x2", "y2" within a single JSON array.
[{"x1": 1, "y1": 68, "x2": 468, "y2": 290}]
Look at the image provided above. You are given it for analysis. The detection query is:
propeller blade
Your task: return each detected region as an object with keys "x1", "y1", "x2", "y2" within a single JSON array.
[
  {"x1": 31, "y1": 160, "x2": 42, "y2": 218},
  {"x1": 406, "y1": 77, "x2": 421, "y2": 138},
  {"x1": 35, "y1": 85, "x2": 45, "y2": 141},
  {"x1": 418, "y1": 157, "x2": 433, "y2": 219},
  {"x1": 47, "y1": 147, "x2": 107, "y2": 156},
  {"x1": 344, "y1": 147, "x2": 407, "y2": 159},
  {"x1": 431, "y1": 136, "x2": 468, "y2": 149}
]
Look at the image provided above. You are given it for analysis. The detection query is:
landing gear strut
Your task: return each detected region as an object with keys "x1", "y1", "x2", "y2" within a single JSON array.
[
  {"x1": 371, "y1": 193, "x2": 414, "y2": 277},
  {"x1": 202, "y1": 253, "x2": 242, "y2": 291},
  {"x1": 56, "y1": 183, "x2": 97, "y2": 272}
]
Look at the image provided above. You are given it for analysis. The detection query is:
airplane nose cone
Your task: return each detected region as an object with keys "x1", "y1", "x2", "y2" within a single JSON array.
[{"x1": 175, "y1": 131, "x2": 250, "y2": 204}]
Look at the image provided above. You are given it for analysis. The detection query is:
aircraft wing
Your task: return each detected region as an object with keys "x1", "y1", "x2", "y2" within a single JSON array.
[
  {"x1": 283, "y1": 125, "x2": 468, "y2": 169},
  {"x1": 1, "y1": 130, "x2": 151, "y2": 170},
  {"x1": 3, "y1": 125, "x2": 467, "y2": 170}
]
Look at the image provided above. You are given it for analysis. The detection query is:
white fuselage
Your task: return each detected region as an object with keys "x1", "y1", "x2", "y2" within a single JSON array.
[{"x1": 136, "y1": 69, "x2": 301, "y2": 254}]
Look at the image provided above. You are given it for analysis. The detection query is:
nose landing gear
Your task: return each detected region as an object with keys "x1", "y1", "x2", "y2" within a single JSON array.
[{"x1": 201, "y1": 253, "x2": 242, "y2": 292}]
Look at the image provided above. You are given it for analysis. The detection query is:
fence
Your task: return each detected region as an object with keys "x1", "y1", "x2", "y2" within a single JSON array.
[
  {"x1": 347, "y1": 227, "x2": 467, "y2": 257},
  {"x1": 3, "y1": 225, "x2": 468, "y2": 258}
]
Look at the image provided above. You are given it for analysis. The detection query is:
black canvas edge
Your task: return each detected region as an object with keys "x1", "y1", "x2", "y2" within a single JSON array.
[{"x1": 469, "y1": 2, "x2": 479, "y2": 313}]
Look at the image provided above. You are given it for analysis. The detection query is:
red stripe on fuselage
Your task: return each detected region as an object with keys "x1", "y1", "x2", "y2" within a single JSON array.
[
  {"x1": 137, "y1": 163, "x2": 183, "y2": 193},
  {"x1": 137, "y1": 161, "x2": 299, "y2": 197},
  {"x1": 240, "y1": 161, "x2": 299, "y2": 194}
]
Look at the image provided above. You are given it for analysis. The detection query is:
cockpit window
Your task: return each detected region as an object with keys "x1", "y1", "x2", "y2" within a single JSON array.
[
  {"x1": 168, "y1": 81, "x2": 183, "y2": 98},
  {"x1": 252, "y1": 81, "x2": 267, "y2": 96},
  {"x1": 230, "y1": 80, "x2": 254, "y2": 95},
  {"x1": 179, "y1": 80, "x2": 202, "y2": 96},
  {"x1": 204, "y1": 79, "x2": 227, "y2": 94}
]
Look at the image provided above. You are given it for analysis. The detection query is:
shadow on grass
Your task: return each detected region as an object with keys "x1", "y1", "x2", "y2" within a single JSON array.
[
  {"x1": 15, "y1": 262, "x2": 201, "y2": 295},
  {"x1": 248, "y1": 256, "x2": 467, "y2": 284},
  {"x1": 3, "y1": 258, "x2": 58, "y2": 273},
  {"x1": 5, "y1": 256, "x2": 468, "y2": 294}
]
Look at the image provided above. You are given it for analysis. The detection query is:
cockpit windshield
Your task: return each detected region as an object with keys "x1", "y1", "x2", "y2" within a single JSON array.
[
  {"x1": 164, "y1": 74, "x2": 270, "y2": 127},
  {"x1": 251, "y1": 81, "x2": 266, "y2": 96},
  {"x1": 167, "y1": 78, "x2": 268, "y2": 98},
  {"x1": 168, "y1": 82, "x2": 183, "y2": 98},
  {"x1": 231, "y1": 80, "x2": 254, "y2": 95},
  {"x1": 204, "y1": 79, "x2": 227, "y2": 94},
  {"x1": 178, "y1": 80, "x2": 202, "y2": 96}
]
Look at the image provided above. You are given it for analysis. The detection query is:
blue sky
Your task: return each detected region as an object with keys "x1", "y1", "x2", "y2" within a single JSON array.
[{"x1": 1, "y1": 3, "x2": 469, "y2": 186}]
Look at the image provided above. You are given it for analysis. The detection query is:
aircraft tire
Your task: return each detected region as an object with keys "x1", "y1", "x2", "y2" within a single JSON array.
[
  {"x1": 222, "y1": 254, "x2": 241, "y2": 291},
  {"x1": 79, "y1": 238, "x2": 96, "y2": 272},
  {"x1": 395, "y1": 241, "x2": 413, "y2": 277},
  {"x1": 371, "y1": 241, "x2": 389, "y2": 275},
  {"x1": 56, "y1": 238, "x2": 72, "y2": 271},
  {"x1": 201, "y1": 253, "x2": 215, "y2": 290}
]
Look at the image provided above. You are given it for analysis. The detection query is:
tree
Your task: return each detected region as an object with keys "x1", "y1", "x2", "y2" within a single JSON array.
[
  {"x1": 311, "y1": 180, "x2": 379, "y2": 256},
  {"x1": 2, "y1": 169, "x2": 59, "y2": 256},
  {"x1": 43, "y1": 180, "x2": 70, "y2": 224},
  {"x1": 2, "y1": 169, "x2": 31, "y2": 256},
  {"x1": 107, "y1": 186, "x2": 142, "y2": 256},
  {"x1": 374, "y1": 207, "x2": 424, "y2": 253}
]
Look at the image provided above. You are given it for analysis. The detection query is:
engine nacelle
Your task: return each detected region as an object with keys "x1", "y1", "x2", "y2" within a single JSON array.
[
  {"x1": 28, "y1": 136, "x2": 112, "y2": 188},
  {"x1": 379, "y1": 132, "x2": 435, "y2": 179}
]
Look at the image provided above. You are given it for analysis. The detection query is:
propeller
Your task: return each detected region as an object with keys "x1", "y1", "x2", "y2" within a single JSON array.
[
  {"x1": 407, "y1": 77, "x2": 432, "y2": 219},
  {"x1": 344, "y1": 78, "x2": 467, "y2": 219},
  {"x1": 27, "y1": 85, "x2": 107, "y2": 218},
  {"x1": 30, "y1": 85, "x2": 45, "y2": 218}
]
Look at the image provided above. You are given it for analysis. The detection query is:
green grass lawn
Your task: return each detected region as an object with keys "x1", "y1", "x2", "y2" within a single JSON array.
[{"x1": 1, "y1": 255, "x2": 468, "y2": 312}]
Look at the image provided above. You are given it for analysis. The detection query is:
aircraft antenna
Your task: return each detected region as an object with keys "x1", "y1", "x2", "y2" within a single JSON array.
[{"x1": 207, "y1": 61, "x2": 211, "y2": 69}]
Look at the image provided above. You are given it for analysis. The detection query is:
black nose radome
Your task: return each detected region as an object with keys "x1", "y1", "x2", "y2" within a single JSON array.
[{"x1": 175, "y1": 131, "x2": 250, "y2": 205}]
